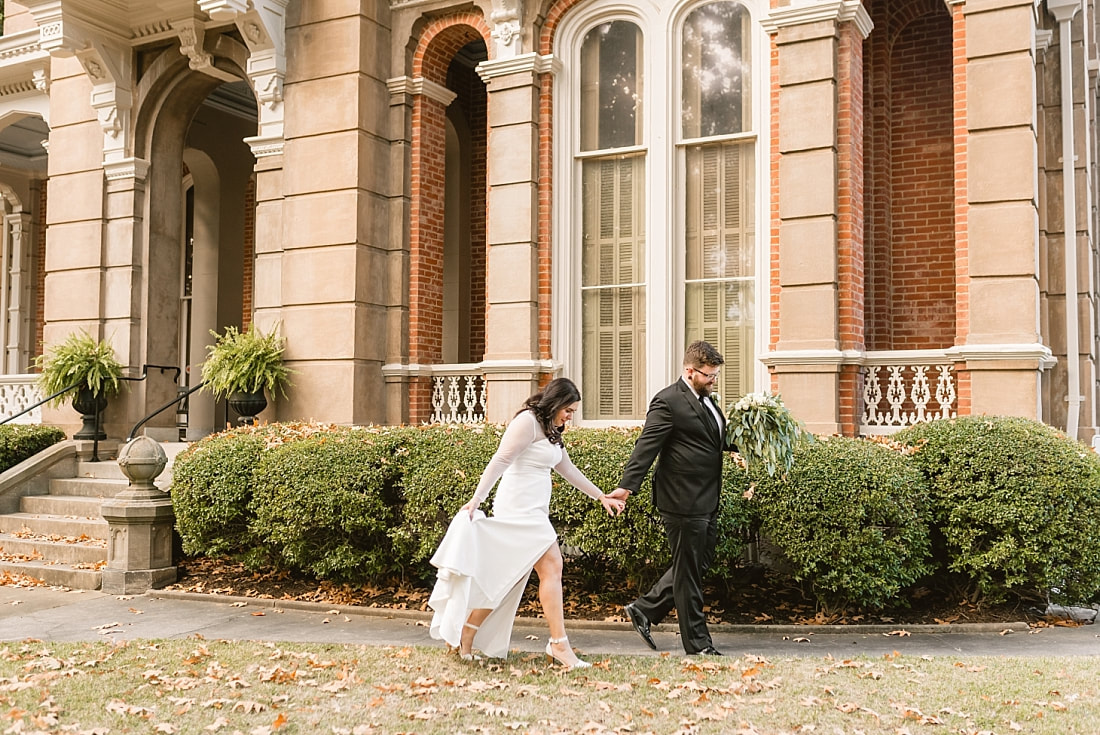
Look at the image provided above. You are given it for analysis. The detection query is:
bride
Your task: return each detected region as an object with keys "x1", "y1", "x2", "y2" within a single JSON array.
[{"x1": 427, "y1": 377, "x2": 624, "y2": 670}]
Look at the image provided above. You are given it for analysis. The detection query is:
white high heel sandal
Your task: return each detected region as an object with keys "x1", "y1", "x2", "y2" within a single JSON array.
[
  {"x1": 545, "y1": 635, "x2": 591, "y2": 671},
  {"x1": 459, "y1": 622, "x2": 484, "y2": 662}
]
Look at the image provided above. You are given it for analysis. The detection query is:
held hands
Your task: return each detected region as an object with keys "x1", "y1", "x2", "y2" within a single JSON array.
[
  {"x1": 600, "y1": 493, "x2": 626, "y2": 516},
  {"x1": 607, "y1": 488, "x2": 632, "y2": 502}
]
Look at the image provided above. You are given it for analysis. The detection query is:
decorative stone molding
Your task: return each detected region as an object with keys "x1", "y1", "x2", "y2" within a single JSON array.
[
  {"x1": 76, "y1": 40, "x2": 133, "y2": 164},
  {"x1": 243, "y1": 133, "x2": 285, "y2": 159},
  {"x1": 475, "y1": 52, "x2": 559, "y2": 83},
  {"x1": 763, "y1": 344, "x2": 1056, "y2": 369},
  {"x1": 489, "y1": 0, "x2": 525, "y2": 59},
  {"x1": 173, "y1": 18, "x2": 238, "y2": 82},
  {"x1": 31, "y1": 68, "x2": 50, "y2": 92},
  {"x1": 103, "y1": 157, "x2": 150, "y2": 182},
  {"x1": 761, "y1": 0, "x2": 874, "y2": 39},
  {"x1": 382, "y1": 359, "x2": 559, "y2": 378},
  {"x1": 1036, "y1": 28, "x2": 1054, "y2": 51},
  {"x1": 945, "y1": 343, "x2": 1057, "y2": 368},
  {"x1": 386, "y1": 76, "x2": 458, "y2": 106}
]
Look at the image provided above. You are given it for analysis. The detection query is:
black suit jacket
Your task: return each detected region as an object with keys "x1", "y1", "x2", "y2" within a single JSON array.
[{"x1": 619, "y1": 378, "x2": 730, "y2": 516}]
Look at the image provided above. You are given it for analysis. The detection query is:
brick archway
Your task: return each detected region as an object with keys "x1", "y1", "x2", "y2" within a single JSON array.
[{"x1": 408, "y1": 16, "x2": 491, "y2": 421}]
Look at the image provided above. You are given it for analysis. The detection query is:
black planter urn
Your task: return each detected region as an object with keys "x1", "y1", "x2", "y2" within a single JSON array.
[
  {"x1": 72, "y1": 388, "x2": 108, "y2": 440},
  {"x1": 227, "y1": 390, "x2": 267, "y2": 426}
]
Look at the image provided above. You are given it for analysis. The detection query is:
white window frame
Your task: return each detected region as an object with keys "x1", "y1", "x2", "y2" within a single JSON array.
[{"x1": 552, "y1": 0, "x2": 770, "y2": 426}]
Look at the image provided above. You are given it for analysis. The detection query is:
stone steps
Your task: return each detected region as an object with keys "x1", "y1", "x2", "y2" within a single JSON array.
[{"x1": 0, "y1": 440, "x2": 187, "y2": 590}]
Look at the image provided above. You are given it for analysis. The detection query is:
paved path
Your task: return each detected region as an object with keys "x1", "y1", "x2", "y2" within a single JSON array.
[{"x1": 2, "y1": 586, "x2": 1098, "y2": 659}]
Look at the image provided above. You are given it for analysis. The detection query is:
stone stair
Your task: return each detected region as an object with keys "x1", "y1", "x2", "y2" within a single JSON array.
[{"x1": 0, "y1": 442, "x2": 187, "y2": 590}]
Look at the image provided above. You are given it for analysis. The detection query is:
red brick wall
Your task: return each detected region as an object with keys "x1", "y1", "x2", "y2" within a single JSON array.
[
  {"x1": 950, "y1": 3, "x2": 970, "y2": 414},
  {"x1": 865, "y1": 0, "x2": 956, "y2": 350}
]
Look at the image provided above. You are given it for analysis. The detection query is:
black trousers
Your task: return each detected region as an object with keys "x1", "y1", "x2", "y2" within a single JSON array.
[{"x1": 631, "y1": 511, "x2": 717, "y2": 654}]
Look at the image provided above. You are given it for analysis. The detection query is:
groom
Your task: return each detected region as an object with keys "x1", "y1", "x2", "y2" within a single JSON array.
[{"x1": 610, "y1": 340, "x2": 729, "y2": 655}]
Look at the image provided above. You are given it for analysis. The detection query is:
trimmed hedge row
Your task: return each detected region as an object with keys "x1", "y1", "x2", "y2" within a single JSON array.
[
  {"x1": 0, "y1": 425, "x2": 66, "y2": 472},
  {"x1": 171, "y1": 415, "x2": 1100, "y2": 609}
]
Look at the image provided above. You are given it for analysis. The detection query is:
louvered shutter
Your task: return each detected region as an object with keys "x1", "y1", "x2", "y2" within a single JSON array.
[
  {"x1": 685, "y1": 142, "x2": 754, "y2": 403},
  {"x1": 582, "y1": 156, "x2": 646, "y2": 420}
]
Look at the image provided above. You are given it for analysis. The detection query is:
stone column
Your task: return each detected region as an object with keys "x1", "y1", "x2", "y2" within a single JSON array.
[
  {"x1": 274, "y1": 4, "x2": 392, "y2": 425},
  {"x1": 762, "y1": 2, "x2": 872, "y2": 435},
  {"x1": 951, "y1": 0, "x2": 1053, "y2": 419},
  {"x1": 475, "y1": 53, "x2": 552, "y2": 422},
  {"x1": 3, "y1": 212, "x2": 33, "y2": 372}
]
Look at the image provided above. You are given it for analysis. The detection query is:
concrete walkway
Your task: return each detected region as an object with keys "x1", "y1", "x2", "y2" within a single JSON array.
[{"x1": 2, "y1": 586, "x2": 1098, "y2": 658}]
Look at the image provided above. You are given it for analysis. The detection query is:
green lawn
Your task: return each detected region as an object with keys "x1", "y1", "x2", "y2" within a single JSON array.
[{"x1": 0, "y1": 638, "x2": 1096, "y2": 734}]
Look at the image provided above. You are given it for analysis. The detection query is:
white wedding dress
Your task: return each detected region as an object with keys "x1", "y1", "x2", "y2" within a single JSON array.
[{"x1": 428, "y1": 410, "x2": 603, "y2": 659}]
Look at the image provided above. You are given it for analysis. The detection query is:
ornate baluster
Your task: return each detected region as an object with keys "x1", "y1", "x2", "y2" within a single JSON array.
[
  {"x1": 431, "y1": 376, "x2": 446, "y2": 424},
  {"x1": 863, "y1": 366, "x2": 884, "y2": 426},
  {"x1": 885, "y1": 366, "x2": 906, "y2": 426},
  {"x1": 446, "y1": 377, "x2": 462, "y2": 423},
  {"x1": 477, "y1": 377, "x2": 487, "y2": 422},
  {"x1": 461, "y1": 376, "x2": 478, "y2": 423},
  {"x1": 935, "y1": 365, "x2": 956, "y2": 419},
  {"x1": 910, "y1": 365, "x2": 931, "y2": 425}
]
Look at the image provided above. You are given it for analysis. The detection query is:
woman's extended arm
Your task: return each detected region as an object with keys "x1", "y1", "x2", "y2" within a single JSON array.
[{"x1": 555, "y1": 446, "x2": 625, "y2": 516}]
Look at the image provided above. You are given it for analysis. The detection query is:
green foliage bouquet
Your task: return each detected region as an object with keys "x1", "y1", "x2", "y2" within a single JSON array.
[{"x1": 724, "y1": 391, "x2": 808, "y2": 478}]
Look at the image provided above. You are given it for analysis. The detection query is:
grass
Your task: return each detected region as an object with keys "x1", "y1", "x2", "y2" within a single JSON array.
[{"x1": 0, "y1": 638, "x2": 1096, "y2": 734}]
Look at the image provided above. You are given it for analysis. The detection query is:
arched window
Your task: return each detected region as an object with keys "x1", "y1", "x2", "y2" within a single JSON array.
[{"x1": 558, "y1": 1, "x2": 763, "y2": 422}]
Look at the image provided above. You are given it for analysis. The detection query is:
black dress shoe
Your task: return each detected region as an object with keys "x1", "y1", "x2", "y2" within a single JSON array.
[
  {"x1": 623, "y1": 603, "x2": 657, "y2": 650},
  {"x1": 694, "y1": 646, "x2": 724, "y2": 656}
]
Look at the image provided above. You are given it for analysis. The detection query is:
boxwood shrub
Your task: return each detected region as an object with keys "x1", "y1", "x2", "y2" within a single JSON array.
[
  {"x1": 894, "y1": 416, "x2": 1100, "y2": 604},
  {"x1": 171, "y1": 427, "x2": 270, "y2": 558},
  {"x1": 751, "y1": 435, "x2": 933, "y2": 610},
  {"x1": 248, "y1": 426, "x2": 412, "y2": 581},
  {"x1": 0, "y1": 424, "x2": 66, "y2": 472}
]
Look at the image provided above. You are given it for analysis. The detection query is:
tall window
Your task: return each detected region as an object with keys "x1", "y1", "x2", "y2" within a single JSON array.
[
  {"x1": 579, "y1": 21, "x2": 646, "y2": 420},
  {"x1": 563, "y1": 1, "x2": 759, "y2": 421},
  {"x1": 681, "y1": 2, "x2": 755, "y2": 404}
]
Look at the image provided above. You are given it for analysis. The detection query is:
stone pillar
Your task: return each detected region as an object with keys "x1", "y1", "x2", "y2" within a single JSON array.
[
  {"x1": 952, "y1": 0, "x2": 1053, "y2": 419},
  {"x1": 3, "y1": 212, "x2": 33, "y2": 372},
  {"x1": 476, "y1": 53, "x2": 552, "y2": 422},
  {"x1": 274, "y1": 4, "x2": 392, "y2": 425},
  {"x1": 100, "y1": 436, "x2": 176, "y2": 594},
  {"x1": 762, "y1": 2, "x2": 872, "y2": 435}
]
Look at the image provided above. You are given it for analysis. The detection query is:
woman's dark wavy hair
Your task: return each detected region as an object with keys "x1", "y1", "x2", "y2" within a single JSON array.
[{"x1": 517, "y1": 377, "x2": 582, "y2": 446}]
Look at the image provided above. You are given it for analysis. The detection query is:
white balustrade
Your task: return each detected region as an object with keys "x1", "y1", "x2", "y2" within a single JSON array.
[
  {"x1": 430, "y1": 366, "x2": 487, "y2": 424},
  {"x1": 0, "y1": 374, "x2": 43, "y2": 424},
  {"x1": 860, "y1": 353, "x2": 956, "y2": 435}
]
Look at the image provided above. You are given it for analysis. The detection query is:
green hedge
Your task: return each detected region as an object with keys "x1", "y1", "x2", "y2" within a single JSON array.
[
  {"x1": 0, "y1": 425, "x2": 66, "y2": 471},
  {"x1": 895, "y1": 416, "x2": 1100, "y2": 603},
  {"x1": 250, "y1": 427, "x2": 410, "y2": 581},
  {"x1": 751, "y1": 435, "x2": 933, "y2": 610}
]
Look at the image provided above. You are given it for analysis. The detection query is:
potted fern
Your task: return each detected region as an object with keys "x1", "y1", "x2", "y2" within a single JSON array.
[
  {"x1": 35, "y1": 331, "x2": 124, "y2": 440},
  {"x1": 200, "y1": 323, "x2": 290, "y2": 424}
]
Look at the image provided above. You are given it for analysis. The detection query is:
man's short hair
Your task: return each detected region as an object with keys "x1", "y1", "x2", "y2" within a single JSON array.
[{"x1": 684, "y1": 340, "x2": 724, "y2": 368}]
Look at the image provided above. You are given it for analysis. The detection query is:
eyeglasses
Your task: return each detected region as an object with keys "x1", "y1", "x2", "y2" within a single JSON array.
[{"x1": 694, "y1": 368, "x2": 720, "y2": 381}]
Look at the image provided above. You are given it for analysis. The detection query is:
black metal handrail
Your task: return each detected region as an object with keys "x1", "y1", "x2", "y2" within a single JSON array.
[
  {"x1": 0, "y1": 381, "x2": 82, "y2": 426},
  {"x1": 120, "y1": 363, "x2": 182, "y2": 385},
  {"x1": 127, "y1": 380, "x2": 206, "y2": 442}
]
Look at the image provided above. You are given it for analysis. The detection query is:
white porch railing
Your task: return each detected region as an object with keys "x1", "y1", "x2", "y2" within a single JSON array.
[
  {"x1": 430, "y1": 364, "x2": 486, "y2": 424},
  {"x1": 0, "y1": 374, "x2": 43, "y2": 424},
  {"x1": 860, "y1": 351, "x2": 957, "y2": 435}
]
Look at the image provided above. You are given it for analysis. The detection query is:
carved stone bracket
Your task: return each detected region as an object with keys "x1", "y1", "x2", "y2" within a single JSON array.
[
  {"x1": 203, "y1": 0, "x2": 288, "y2": 139},
  {"x1": 173, "y1": 18, "x2": 238, "y2": 83},
  {"x1": 490, "y1": 0, "x2": 525, "y2": 58},
  {"x1": 28, "y1": 2, "x2": 133, "y2": 164}
]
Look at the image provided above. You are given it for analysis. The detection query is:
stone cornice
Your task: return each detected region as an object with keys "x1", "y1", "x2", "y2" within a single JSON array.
[
  {"x1": 761, "y1": 0, "x2": 874, "y2": 39},
  {"x1": 386, "y1": 76, "x2": 457, "y2": 106},
  {"x1": 381, "y1": 360, "x2": 559, "y2": 378},
  {"x1": 103, "y1": 157, "x2": 149, "y2": 181},
  {"x1": 243, "y1": 134, "x2": 284, "y2": 158},
  {"x1": 475, "y1": 52, "x2": 559, "y2": 82}
]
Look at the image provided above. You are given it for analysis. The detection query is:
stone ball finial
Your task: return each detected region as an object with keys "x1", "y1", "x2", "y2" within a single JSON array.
[{"x1": 117, "y1": 435, "x2": 168, "y2": 488}]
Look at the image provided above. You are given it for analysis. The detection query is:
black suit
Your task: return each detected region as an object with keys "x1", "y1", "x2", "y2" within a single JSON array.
[{"x1": 619, "y1": 377, "x2": 729, "y2": 653}]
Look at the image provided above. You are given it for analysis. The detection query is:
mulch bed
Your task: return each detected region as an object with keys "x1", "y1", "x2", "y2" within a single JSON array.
[{"x1": 165, "y1": 556, "x2": 1042, "y2": 627}]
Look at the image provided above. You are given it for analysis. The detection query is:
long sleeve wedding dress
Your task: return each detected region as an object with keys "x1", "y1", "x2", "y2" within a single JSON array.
[{"x1": 427, "y1": 410, "x2": 603, "y2": 658}]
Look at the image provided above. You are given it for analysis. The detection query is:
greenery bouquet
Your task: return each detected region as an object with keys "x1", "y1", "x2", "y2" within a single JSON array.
[{"x1": 724, "y1": 391, "x2": 808, "y2": 478}]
